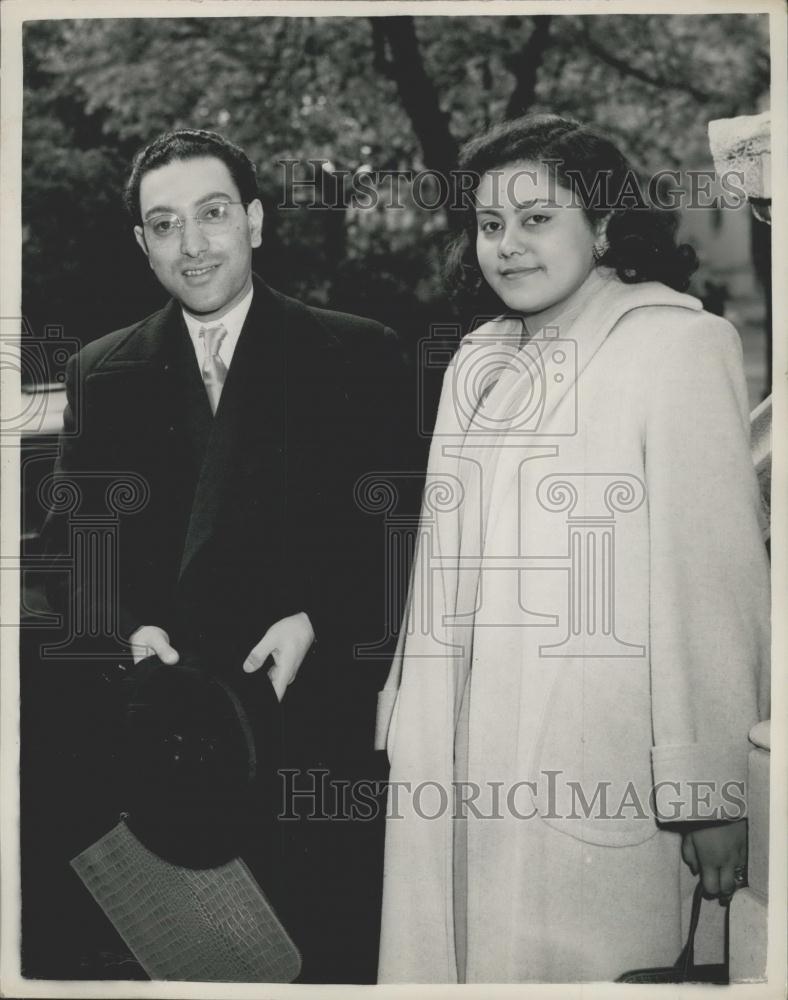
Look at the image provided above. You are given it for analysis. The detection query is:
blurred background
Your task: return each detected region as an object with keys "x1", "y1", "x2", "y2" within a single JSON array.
[
  {"x1": 22, "y1": 12, "x2": 771, "y2": 407},
  {"x1": 17, "y1": 12, "x2": 773, "y2": 982}
]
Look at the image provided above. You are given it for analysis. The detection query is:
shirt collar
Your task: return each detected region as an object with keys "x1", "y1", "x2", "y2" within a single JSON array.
[
  {"x1": 181, "y1": 284, "x2": 254, "y2": 342},
  {"x1": 181, "y1": 284, "x2": 254, "y2": 368}
]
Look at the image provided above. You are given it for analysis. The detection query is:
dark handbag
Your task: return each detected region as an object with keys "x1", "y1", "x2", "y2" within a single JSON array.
[{"x1": 616, "y1": 881, "x2": 729, "y2": 984}]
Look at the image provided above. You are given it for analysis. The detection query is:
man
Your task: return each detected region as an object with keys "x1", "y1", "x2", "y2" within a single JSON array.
[{"x1": 43, "y1": 129, "x2": 410, "y2": 981}]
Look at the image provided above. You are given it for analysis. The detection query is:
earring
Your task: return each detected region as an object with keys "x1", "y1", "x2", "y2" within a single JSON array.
[{"x1": 592, "y1": 239, "x2": 609, "y2": 262}]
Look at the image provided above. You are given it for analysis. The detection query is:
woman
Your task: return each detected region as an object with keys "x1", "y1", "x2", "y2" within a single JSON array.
[{"x1": 375, "y1": 115, "x2": 770, "y2": 983}]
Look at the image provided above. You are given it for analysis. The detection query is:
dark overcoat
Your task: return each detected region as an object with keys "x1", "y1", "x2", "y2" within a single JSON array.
[{"x1": 42, "y1": 275, "x2": 416, "y2": 980}]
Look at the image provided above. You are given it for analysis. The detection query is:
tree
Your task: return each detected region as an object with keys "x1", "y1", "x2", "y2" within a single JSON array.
[{"x1": 22, "y1": 12, "x2": 769, "y2": 348}]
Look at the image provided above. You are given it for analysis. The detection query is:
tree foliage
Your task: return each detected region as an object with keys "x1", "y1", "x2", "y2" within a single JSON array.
[{"x1": 22, "y1": 13, "x2": 769, "y2": 351}]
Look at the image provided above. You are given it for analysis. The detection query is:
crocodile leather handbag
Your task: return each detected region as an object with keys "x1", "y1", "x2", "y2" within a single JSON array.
[{"x1": 71, "y1": 819, "x2": 301, "y2": 982}]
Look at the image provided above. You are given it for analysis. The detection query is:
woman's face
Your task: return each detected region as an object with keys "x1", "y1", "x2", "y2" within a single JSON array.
[{"x1": 475, "y1": 161, "x2": 601, "y2": 316}]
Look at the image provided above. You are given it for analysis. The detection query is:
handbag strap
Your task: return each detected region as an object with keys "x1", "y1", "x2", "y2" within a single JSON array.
[{"x1": 676, "y1": 880, "x2": 731, "y2": 979}]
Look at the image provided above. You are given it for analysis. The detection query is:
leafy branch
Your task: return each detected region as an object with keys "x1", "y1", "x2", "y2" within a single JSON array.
[{"x1": 579, "y1": 22, "x2": 712, "y2": 105}]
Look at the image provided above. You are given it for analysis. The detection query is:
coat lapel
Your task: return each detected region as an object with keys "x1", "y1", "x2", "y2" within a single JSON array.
[
  {"x1": 177, "y1": 283, "x2": 276, "y2": 582},
  {"x1": 89, "y1": 298, "x2": 181, "y2": 377},
  {"x1": 176, "y1": 277, "x2": 344, "y2": 583},
  {"x1": 475, "y1": 275, "x2": 701, "y2": 441},
  {"x1": 167, "y1": 314, "x2": 215, "y2": 467},
  {"x1": 86, "y1": 297, "x2": 191, "y2": 451},
  {"x1": 478, "y1": 277, "x2": 702, "y2": 547}
]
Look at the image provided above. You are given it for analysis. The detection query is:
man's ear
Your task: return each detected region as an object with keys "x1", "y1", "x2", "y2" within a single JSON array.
[
  {"x1": 134, "y1": 226, "x2": 152, "y2": 264},
  {"x1": 247, "y1": 199, "x2": 264, "y2": 249}
]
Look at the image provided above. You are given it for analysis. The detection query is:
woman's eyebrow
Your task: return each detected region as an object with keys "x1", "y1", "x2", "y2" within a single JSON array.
[
  {"x1": 475, "y1": 198, "x2": 560, "y2": 216},
  {"x1": 511, "y1": 197, "x2": 559, "y2": 210}
]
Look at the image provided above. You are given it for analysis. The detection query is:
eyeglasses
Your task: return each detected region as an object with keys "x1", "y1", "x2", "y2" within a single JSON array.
[{"x1": 142, "y1": 201, "x2": 248, "y2": 240}]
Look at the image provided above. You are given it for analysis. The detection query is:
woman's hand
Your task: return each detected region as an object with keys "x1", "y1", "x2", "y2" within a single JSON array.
[{"x1": 681, "y1": 819, "x2": 747, "y2": 902}]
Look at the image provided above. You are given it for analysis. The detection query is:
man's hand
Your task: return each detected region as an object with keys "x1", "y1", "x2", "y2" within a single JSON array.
[
  {"x1": 243, "y1": 612, "x2": 315, "y2": 702},
  {"x1": 129, "y1": 625, "x2": 180, "y2": 666},
  {"x1": 681, "y1": 819, "x2": 747, "y2": 901}
]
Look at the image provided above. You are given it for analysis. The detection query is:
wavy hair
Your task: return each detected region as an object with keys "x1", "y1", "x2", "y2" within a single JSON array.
[
  {"x1": 124, "y1": 129, "x2": 260, "y2": 226},
  {"x1": 445, "y1": 114, "x2": 698, "y2": 322}
]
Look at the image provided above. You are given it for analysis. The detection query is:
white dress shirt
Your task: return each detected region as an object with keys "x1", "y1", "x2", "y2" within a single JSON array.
[{"x1": 181, "y1": 284, "x2": 254, "y2": 373}]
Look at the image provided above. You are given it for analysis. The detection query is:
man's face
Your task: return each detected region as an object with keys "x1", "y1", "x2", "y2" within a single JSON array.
[{"x1": 134, "y1": 156, "x2": 263, "y2": 321}]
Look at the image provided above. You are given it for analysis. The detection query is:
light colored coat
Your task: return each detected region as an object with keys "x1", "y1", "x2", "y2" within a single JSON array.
[{"x1": 376, "y1": 276, "x2": 770, "y2": 983}]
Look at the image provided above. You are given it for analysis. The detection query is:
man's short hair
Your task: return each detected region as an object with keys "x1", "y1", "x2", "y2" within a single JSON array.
[{"x1": 124, "y1": 129, "x2": 260, "y2": 225}]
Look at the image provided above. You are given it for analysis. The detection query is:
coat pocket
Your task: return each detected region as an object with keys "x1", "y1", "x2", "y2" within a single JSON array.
[{"x1": 527, "y1": 659, "x2": 659, "y2": 848}]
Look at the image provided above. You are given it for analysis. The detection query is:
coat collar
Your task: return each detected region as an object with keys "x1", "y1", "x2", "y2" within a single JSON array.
[
  {"x1": 423, "y1": 276, "x2": 704, "y2": 653},
  {"x1": 89, "y1": 275, "x2": 344, "y2": 373},
  {"x1": 459, "y1": 275, "x2": 702, "y2": 439},
  {"x1": 456, "y1": 276, "x2": 703, "y2": 569}
]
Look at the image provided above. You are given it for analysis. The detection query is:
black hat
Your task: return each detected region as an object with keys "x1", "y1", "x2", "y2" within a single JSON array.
[
  {"x1": 121, "y1": 654, "x2": 279, "y2": 869},
  {"x1": 70, "y1": 656, "x2": 301, "y2": 982}
]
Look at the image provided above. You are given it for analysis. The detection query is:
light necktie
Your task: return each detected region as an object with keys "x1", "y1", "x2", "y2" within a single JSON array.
[{"x1": 199, "y1": 324, "x2": 228, "y2": 414}]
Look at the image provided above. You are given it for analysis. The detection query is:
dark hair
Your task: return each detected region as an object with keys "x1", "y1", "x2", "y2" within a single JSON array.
[
  {"x1": 445, "y1": 113, "x2": 698, "y2": 321},
  {"x1": 124, "y1": 129, "x2": 260, "y2": 225}
]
